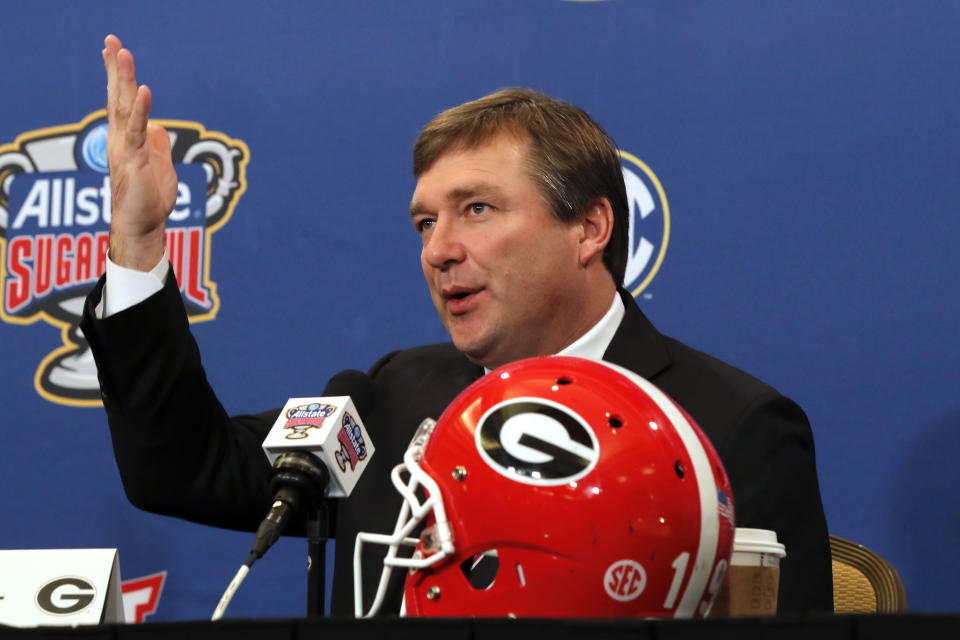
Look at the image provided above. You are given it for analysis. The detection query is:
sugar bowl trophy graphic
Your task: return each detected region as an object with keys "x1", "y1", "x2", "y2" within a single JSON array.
[{"x1": 0, "y1": 111, "x2": 248, "y2": 406}]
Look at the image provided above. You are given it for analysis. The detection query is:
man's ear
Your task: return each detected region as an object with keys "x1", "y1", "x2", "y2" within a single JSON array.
[{"x1": 578, "y1": 197, "x2": 614, "y2": 268}]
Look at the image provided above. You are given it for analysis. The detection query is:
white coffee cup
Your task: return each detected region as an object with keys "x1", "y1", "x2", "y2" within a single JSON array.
[{"x1": 709, "y1": 528, "x2": 786, "y2": 617}]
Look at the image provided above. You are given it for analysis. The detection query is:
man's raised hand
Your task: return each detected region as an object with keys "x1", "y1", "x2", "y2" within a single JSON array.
[{"x1": 103, "y1": 34, "x2": 178, "y2": 271}]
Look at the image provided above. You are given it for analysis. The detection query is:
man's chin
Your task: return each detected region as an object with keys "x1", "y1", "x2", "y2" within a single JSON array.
[
  {"x1": 450, "y1": 333, "x2": 498, "y2": 370},
  {"x1": 452, "y1": 341, "x2": 490, "y2": 368},
  {"x1": 453, "y1": 340, "x2": 526, "y2": 372},
  {"x1": 446, "y1": 320, "x2": 522, "y2": 370}
]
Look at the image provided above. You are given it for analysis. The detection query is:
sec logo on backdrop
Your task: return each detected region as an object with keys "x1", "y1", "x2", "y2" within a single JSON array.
[{"x1": 619, "y1": 150, "x2": 669, "y2": 297}]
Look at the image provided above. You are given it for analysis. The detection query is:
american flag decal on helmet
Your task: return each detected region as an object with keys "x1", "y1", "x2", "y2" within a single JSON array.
[{"x1": 717, "y1": 488, "x2": 734, "y2": 526}]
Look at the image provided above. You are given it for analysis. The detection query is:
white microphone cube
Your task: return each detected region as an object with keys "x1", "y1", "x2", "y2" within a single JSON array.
[{"x1": 262, "y1": 396, "x2": 375, "y2": 498}]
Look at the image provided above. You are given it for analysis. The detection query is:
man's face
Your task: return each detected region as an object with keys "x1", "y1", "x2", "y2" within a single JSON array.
[{"x1": 410, "y1": 133, "x2": 589, "y2": 369}]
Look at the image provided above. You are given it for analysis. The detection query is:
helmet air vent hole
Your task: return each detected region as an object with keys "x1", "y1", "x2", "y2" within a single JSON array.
[
  {"x1": 556, "y1": 377, "x2": 572, "y2": 385},
  {"x1": 674, "y1": 460, "x2": 685, "y2": 479},
  {"x1": 459, "y1": 549, "x2": 499, "y2": 590},
  {"x1": 607, "y1": 413, "x2": 623, "y2": 428}
]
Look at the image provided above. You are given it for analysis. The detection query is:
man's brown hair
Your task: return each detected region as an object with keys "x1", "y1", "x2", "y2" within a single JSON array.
[{"x1": 413, "y1": 88, "x2": 629, "y2": 286}]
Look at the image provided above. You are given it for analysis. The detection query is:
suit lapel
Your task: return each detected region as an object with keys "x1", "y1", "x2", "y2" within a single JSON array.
[
  {"x1": 602, "y1": 288, "x2": 672, "y2": 380},
  {"x1": 432, "y1": 354, "x2": 485, "y2": 415}
]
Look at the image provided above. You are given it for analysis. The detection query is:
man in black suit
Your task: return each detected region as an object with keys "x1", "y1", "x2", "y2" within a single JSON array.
[{"x1": 83, "y1": 35, "x2": 832, "y2": 615}]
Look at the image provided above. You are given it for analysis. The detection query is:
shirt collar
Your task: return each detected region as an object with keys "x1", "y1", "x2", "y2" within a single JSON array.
[
  {"x1": 557, "y1": 291, "x2": 625, "y2": 360},
  {"x1": 484, "y1": 292, "x2": 625, "y2": 373}
]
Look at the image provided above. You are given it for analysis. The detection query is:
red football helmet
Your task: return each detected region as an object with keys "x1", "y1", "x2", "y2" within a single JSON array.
[{"x1": 354, "y1": 356, "x2": 734, "y2": 618}]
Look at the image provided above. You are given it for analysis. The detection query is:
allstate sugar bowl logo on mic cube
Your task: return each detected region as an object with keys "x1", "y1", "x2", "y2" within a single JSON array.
[
  {"x1": 0, "y1": 111, "x2": 248, "y2": 406},
  {"x1": 283, "y1": 403, "x2": 337, "y2": 440},
  {"x1": 334, "y1": 412, "x2": 369, "y2": 473},
  {"x1": 619, "y1": 150, "x2": 670, "y2": 298},
  {"x1": 263, "y1": 397, "x2": 375, "y2": 498}
]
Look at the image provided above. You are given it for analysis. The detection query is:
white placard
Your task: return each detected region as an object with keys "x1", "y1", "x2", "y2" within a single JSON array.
[{"x1": 0, "y1": 549, "x2": 125, "y2": 627}]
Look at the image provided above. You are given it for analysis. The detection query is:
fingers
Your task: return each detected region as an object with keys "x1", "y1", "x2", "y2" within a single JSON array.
[
  {"x1": 103, "y1": 36, "x2": 121, "y2": 130},
  {"x1": 125, "y1": 85, "x2": 152, "y2": 149},
  {"x1": 103, "y1": 34, "x2": 144, "y2": 145},
  {"x1": 115, "y1": 48, "x2": 137, "y2": 123}
]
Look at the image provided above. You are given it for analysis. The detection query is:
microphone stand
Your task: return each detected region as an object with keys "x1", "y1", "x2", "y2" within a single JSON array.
[
  {"x1": 266, "y1": 451, "x2": 332, "y2": 617},
  {"x1": 306, "y1": 501, "x2": 330, "y2": 617}
]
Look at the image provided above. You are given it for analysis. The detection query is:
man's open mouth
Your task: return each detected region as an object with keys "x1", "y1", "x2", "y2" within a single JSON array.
[
  {"x1": 443, "y1": 287, "x2": 480, "y2": 300},
  {"x1": 442, "y1": 287, "x2": 482, "y2": 313}
]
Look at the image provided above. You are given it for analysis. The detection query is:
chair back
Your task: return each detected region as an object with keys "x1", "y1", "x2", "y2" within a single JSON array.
[{"x1": 830, "y1": 534, "x2": 907, "y2": 613}]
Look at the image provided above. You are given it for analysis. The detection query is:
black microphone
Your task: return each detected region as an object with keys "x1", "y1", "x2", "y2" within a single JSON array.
[
  {"x1": 250, "y1": 370, "x2": 376, "y2": 561},
  {"x1": 212, "y1": 372, "x2": 377, "y2": 620}
]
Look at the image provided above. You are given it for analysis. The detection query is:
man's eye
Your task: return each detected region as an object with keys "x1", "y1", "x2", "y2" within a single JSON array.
[
  {"x1": 417, "y1": 219, "x2": 435, "y2": 232},
  {"x1": 468, "y1": 203, "x2": 489, "y2": 215}
]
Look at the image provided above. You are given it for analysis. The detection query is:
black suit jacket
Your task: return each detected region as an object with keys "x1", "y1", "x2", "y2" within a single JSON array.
[{"x1": 81, "y1": 277, "x2": 832, "y2": 616}]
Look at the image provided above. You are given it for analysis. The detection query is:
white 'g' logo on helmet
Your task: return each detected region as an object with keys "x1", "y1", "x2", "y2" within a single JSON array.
[{"x1": 474, "y1": 397, "x2": 600, "y2": 486}]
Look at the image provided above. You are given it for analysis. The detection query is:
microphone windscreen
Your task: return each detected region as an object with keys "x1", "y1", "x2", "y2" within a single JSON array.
[{"x1": 322, "y1": 369, "x2": 376, "y2": 420}]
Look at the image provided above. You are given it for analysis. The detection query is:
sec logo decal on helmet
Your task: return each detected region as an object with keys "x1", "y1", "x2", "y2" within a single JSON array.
[{"x1": 354, "y1": 356, "x2": 735, "y2": 618}]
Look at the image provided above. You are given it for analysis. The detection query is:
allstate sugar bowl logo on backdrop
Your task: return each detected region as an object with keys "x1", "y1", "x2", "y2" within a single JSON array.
[
  {"x1": 619, "y1": 150, "x2": 669, "y2": 297},
  {"x1": 0, "y1": 111, "x2": 249, "y2": 407}
]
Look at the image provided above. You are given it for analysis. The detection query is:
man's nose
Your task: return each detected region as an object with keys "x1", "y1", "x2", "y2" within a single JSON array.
[{"x1": 423, "y1": 218, "x2": 466, "y2": 269}]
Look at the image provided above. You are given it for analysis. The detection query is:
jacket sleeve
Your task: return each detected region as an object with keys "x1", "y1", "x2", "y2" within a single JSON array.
[
  {"x1": 80, "y1": 272, "x2": 277, "y2": 531},
  {"x1": 717, "y1": 393, "x2": 834, "y2": 614}
]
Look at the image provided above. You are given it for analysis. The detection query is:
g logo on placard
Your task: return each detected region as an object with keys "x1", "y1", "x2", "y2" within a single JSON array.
[
  {"x1": 475, "y1": 398, "x2": 599, "y2": 486},
  {"x1": 35, "y1": 576, "x2": 97, "y2": 615},
  {"x1": 619, "y1": 150, "x2": 670, "y2": 297},
  {"x1": 0, "y1": 111, "x2": 248, "y2": 407}
]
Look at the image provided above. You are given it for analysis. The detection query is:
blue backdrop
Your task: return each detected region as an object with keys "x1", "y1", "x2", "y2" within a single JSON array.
[{"x1": 1, "y1": 0, "x2": 957, "y2": 620}]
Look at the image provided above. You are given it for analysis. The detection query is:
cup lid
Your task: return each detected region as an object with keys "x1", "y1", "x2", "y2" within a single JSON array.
[{"x1": 733, "y1": 527, "x2": 787, "y2": 557}]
